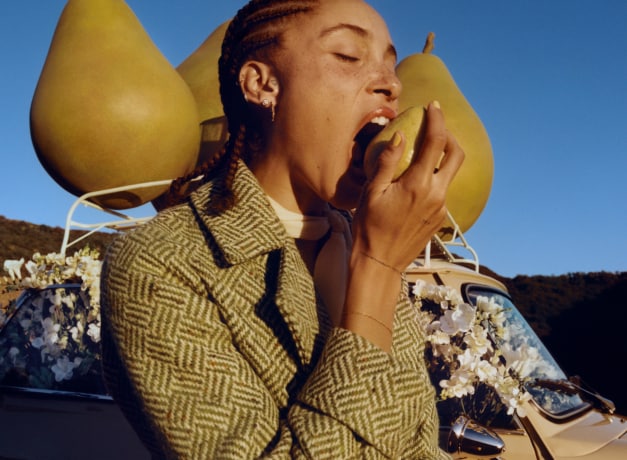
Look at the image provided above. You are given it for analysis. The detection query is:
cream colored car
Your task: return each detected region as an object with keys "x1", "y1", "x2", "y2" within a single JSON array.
[{"x1": 406, "y1": 247, "x2": 627, "y2": 459}]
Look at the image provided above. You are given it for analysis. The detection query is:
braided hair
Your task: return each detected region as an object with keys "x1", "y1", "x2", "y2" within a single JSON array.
[{"x1": 168, "y1": 0, "x2": 318, "y2": 214}]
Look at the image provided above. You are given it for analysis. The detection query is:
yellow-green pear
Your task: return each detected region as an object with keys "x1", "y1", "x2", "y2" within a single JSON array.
[
  {"x1": 175, "y1": 20, "x2": 229, "y2": 169},
  {"x1": 396, "y1": 32, "x2": 494, "y2": 234},
  {"x1": 151, "y1": 21, "x2": 230, "y2": 211},
  {"x1": 30, "y1": 0, "x2": 200, "y2": 209},
  {"x1": 176, "y1": 20, "x2": 229, "y2": 125},
  {"x1": 363, "y1": 106, "x2": 427, "y2": 180}
]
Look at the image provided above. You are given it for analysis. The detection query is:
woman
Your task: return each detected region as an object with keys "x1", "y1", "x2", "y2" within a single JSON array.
[{"x1": 101, "y1": 0, "x2": 464, "y2": 458}]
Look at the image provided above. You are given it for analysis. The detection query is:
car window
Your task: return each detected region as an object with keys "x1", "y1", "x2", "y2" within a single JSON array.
[
  {"x1": 0, "y1": 285, "x2": 107, "y2": 395},
  {"x1": 465, "y1": 286, "x2": 586, "y2": 417}
]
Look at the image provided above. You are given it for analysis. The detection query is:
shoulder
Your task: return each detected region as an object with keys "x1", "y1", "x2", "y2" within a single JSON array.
[{"x1": 103, "y1": 201, "x2": 209, "y2": 281}]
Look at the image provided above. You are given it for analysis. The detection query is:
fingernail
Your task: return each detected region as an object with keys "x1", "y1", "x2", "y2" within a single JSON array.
[
  {"x1": 432, "y1": 100, "x2": 441, "y2": 109},
  {"x1": 391, "y1": 131, "x2": 402, "y2": 147}
]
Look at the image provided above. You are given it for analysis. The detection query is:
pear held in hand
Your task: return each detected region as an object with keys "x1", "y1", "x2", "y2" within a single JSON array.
[
  {"x1": 30, "y1": 0, "x2": 200, "y2": 209},
  {"x1": 363, "y1": 106, "x2": 427, "y2": 180}
]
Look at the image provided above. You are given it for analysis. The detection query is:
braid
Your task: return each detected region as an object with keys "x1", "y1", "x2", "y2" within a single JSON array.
[
  {"x1": 163, "y1": 142, "x2": 229, "y2": 209},
  {"x1": 209, "y1": 124, "x2": 247, "y2": 214},
  {"x1": 164, "y1": 0, "x2": 318, "y2": 213}
]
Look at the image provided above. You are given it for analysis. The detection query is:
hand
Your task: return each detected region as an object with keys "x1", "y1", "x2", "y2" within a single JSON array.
[
  {"x1": 352, "y1": 101, "x2": 465, "y2": 272},
  {"x1": 341, "y1": 102, "x2": 464, "y2": 351}
]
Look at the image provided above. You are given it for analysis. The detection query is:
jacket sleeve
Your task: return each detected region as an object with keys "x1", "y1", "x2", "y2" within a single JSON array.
[
  {"x1": 101, "y1": 231, "x2": 450, "y2": 459},
  {"x1": 289, "y1": 328, "x2": 450, "y2": 459}
]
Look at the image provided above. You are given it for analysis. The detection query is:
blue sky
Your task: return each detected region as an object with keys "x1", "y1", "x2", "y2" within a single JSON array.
[{"x1": 1, "y1": 1, "x2": 626, "y2": 278}]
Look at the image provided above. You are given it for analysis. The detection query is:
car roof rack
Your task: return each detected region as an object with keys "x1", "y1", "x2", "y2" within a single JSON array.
[
  {"x1": 421, "y1": 211, "x2": 480, "y2": 272},
  {"x1": 59, "y1": 179, "x2": 172, "y2": 256}
]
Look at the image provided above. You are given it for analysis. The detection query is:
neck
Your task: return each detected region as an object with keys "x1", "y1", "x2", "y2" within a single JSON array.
[{"x1": 251, "y1": 156, "x2": 327, "y2": 216}]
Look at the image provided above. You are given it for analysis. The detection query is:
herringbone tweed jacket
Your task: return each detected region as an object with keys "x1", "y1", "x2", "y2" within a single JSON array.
[{"x1": 100, "y1": 163, "x2": 451, "y2": 460}]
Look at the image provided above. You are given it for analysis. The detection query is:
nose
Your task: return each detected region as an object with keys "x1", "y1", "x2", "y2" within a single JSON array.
[{"x1": 368, "y1": 67, "x2": 402, "y2": 102}]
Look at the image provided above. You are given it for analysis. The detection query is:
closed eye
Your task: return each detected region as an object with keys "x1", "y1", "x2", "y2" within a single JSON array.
[{"x1": 334, "y1": 53, "x2": 359, "y2": 63}]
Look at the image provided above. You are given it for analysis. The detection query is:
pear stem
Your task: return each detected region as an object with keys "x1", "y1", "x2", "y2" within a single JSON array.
[{"x1": 422, "y1": 32, "x2": 435, "y2": 54}]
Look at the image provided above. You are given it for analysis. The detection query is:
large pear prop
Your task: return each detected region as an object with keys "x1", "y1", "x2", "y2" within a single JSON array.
[
  {"x1": 176, "y1": 20, "x2": 229, "y2": 125},
  {"x1": 30, "y1": 0, "x2": 200, "y2": 209},
  {"x1": 175, "y1": 21, "x2": 230, "y2": 167},
  {"x1": 152, "y1": 20, "x2": 230, "y2": 211},
  {"x1": 396, "y1": 33, "x2": 494, "y2": 235}
]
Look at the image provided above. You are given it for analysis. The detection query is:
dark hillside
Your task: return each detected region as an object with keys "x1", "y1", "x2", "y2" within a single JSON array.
[{"x1": 0, "y1": 215, "x2": 116, "y2": 263}]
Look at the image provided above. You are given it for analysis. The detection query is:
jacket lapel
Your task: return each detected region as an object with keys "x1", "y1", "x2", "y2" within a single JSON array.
[{"x1": 188, "y1": 163, "x2": 325, "y2": 366}]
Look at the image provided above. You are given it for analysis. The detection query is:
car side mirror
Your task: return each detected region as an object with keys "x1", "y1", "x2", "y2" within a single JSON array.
[{"x1": 446, "y1": 415, "x2": 505, "y2": 458}]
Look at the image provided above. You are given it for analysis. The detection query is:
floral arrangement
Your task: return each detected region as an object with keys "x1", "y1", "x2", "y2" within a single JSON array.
[
  {"x1": 0, "y1": 247, "x2": 103, "y2": 391},
  {"x1": 413, "y1": 279, "x2": 535, "y2": 417},
  {"x1": 2, "y1": 246, "x2": 547, "y2": 415}
]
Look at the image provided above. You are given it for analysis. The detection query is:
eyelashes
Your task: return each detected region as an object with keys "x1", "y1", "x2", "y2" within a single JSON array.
[{"x1": 334, "y1": 53, "x2": 360, "y2": 63}]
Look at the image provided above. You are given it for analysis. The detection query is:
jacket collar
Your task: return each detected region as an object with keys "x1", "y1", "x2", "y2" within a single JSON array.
[
  {"x1": 189, "y1": 163, "x2": 286, "y2": 265},
  {"x1": 189, "y1": 163, "x2": 325, "y2": 365}
]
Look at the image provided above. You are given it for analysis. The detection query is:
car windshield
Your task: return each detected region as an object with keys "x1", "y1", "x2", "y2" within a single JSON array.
[
  {"x1": 0, "y1": 285, "x2": 106, "y2": 395},
  {"x1": 465, "y1": 286, "x2": 587, "y2": 417}
]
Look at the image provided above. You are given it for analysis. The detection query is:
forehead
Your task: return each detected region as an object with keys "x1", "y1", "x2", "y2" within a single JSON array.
[{"x1": 287, "y1": 0, "x2": 393, "y2": 47}]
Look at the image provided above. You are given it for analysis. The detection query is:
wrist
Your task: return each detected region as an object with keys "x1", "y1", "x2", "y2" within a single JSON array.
[{"x1": 342, "y1": 310, "x2": 393, "y2": 351}]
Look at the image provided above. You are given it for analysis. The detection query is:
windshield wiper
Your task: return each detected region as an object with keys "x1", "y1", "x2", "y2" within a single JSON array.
[{"x1": 531, "y1": 376, "x2": 616, "y2": 415}]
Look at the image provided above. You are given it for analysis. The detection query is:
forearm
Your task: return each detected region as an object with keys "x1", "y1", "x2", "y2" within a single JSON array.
[{"x1": 341, "y1": 250, "x2": 403, "y2": 352}]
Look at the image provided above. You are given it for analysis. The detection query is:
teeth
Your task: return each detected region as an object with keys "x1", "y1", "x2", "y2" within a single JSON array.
[{"x1": 370, "y1": 116, "x2": 390, "y2": 126}]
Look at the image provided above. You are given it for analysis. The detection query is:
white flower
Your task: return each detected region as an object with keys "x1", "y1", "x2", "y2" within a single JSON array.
[
  {"x1": 51, "y1": 356, "x2": 83, "y2": 382},
  {"x1": 87, "y1": 322, "x2": 101, "y2": 343},
  {"x1": 47, "y1": 290, "x2": 64, "y2": 308},
  {"x1": 41, "y1": 317, "x2": 60, "y2": 346},
  {"x1": 428, "y1": 327, "x2": 451, "y2": 346},
  {"x1": 464, "y1": 325, "x2": 493, "y2": 356},
  {"x1": 9, "y1": 347, "x2": 20, "y2": 363},
  {"x1": 474, "y1": 358, "x2": 499, "y2": 382},
  {"x1": 25, "y1": 259, "x2": 40, "y2": 276},
  {"x1": 440, "y1": 302, "x2": 476, "y2": 335},
  {"x1": 441, "y1": 369, "x2": 476, "y2": 398},
  {"x1": 3, "y1": 258, "x2": 25, "y2": 281},
  {"x1": 31, "y1": 336, "x2": 45, "y2": 349},
  {"x1": 70, "y1": 320, "x2": 84, "y2": 341}
]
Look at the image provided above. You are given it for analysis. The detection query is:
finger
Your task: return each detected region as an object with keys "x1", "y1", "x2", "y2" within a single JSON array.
[
  {"x1": 401, "y1": 102, "x2": 447, "y2": 183},
  {"x1": 369, "y1": 131, "x2": 405, "y2": 186}
]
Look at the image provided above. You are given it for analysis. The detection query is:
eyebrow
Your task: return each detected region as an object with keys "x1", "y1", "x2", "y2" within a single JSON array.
[{"x1": 320, "y1": 23, "x2": 398, "y2": 61}]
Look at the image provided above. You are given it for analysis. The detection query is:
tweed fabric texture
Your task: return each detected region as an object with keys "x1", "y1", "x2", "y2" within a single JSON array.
[{"x1": 100, "y1": 163, "x2": 451, "y2": 459}]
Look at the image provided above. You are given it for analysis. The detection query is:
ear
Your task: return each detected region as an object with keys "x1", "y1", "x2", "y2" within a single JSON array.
[{"x1": 239, "y1": 61, "x2": 279, "y2": 106}]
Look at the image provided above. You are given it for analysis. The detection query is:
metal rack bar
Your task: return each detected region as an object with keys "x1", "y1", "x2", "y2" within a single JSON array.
[{"x1": 60, "y1": 180, "x2": 172, "y2": 255}]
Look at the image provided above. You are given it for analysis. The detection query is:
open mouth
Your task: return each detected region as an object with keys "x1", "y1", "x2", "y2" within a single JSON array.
[{"x1": 354, "y1": 116, "x2": 390, "y2": 162}]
